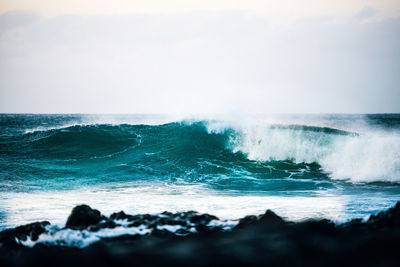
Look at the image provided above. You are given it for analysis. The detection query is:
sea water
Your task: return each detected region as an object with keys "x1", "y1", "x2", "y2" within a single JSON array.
[{"x1": 1, "y1": 114, "x2": 400, "y2": 230}]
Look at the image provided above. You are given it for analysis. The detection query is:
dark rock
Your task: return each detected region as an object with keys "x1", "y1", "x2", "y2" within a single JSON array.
[
  {"x1": 110, "y1": 211, "x2": 126, "y2": 220},
  {"x1": 128, "y1": 221, "x2": 143, "y2": 227},
  {"x1": 258, "y1": 210, "x2": 286, "y2": 226},
  {"x1": 109, "y1": 211, "x2": 134, "y2": 221},
  {"x1": 142, "y1": 214, "x2": 156, "y2": 221},
  {"x1": 235, "y1": 210, "x2": 286, "y2": 229},
  {"x1": 367, "y1": 202, "x2": 400, "y2": 228},
  {"x1": 235, "y1": 215, "x2": 258, "y2": 229},
  {"x1": 66, "y1": 205, "x2": 102, "y2": 228},
  {"x1": 15, "y1": 221, "x2": 50, "y2": 241},
  {"x1": 189, "y1": 213, "x2": 218, "y2": 225},
  {"x1": 151, "y1": 229, "x2": 176, "y2": 237},
  {"x1": 0, "y1": 221, "x2": 50, "y2": 248},
  {"x1": 340, "y1": 218, "x2": 364, "y2": 230},
  {"x1": 161, "y1": 211, "x2": 173, "y2": 216},
  {"x1": 195, "y1": 224, "x2": 222, "y2": 234},
  {"x1": 3, "y1": 202, "x2": 400, "y2": 266},
  {"x1": 158, "y1": 218, "x2": 186, "y2": 226},
  {"x1": 294, "y1": 219, "x2": 336, "y2": 234},
  {"x1": 88, "y1": 220, "x2": 117, "y2": 232}
]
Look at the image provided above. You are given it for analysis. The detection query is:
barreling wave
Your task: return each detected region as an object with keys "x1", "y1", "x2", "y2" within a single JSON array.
[{"x1": 4, "y1": 120, "x2": 400, "y2": 184}]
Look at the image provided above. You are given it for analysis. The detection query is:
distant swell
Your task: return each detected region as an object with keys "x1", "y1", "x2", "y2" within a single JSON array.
[
  {"x1": 10, "y1": 121, "x2": 400, "y2": 183},
  {"x1": 23, "y1": 125, "x2": 140, "y2": 159}
]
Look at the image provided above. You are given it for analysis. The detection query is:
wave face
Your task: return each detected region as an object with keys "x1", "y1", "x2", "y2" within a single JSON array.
[
  {"x1": 0, "y1": 114, "x2": 399, "y2": 186},
  {"x1": 207, "y1": 122, "x2": 400, "y2": 183},
  {"x1": 1, "y1": 114, "x2": 400, "y2": 229}
]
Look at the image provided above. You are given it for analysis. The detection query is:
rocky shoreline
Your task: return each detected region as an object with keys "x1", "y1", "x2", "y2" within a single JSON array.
[{"x1": 1, "y1": 202, "x2": 400, "y2": 266}]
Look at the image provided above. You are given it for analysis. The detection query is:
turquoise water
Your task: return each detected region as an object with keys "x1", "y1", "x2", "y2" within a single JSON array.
[{"x1": 1, "y1": 114, "x2": 400, "y2": 229}]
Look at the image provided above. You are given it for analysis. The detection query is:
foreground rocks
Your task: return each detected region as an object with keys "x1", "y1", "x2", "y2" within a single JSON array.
[
  {"x1": 1, "y1": 203, "x2": 400, "y2": 266},
  {"x1": 0, "y1": 221, "x2": 50, "y2": 248},
  {"x1": 66, "y1": 204, "x2": 103, "y2": 228}
]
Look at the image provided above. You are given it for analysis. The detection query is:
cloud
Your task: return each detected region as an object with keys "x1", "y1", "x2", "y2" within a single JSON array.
[
  {"x1": 0, "y1": 11, "x2": 399, "y2": 113},
  {"x1": 0, "y1": 1, "x2": 399, "y2": 20},
  {"x1": 354, "y1": 6, "x2": 377, "y2": 21},
  {"x1": 0, "y1": 11, "x2": 39, "y2": 36}
]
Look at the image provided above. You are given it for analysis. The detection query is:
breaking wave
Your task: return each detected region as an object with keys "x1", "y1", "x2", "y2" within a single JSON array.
[
  {"x1": 4, "y1": 119, "x2": 398, "y2": 184},
  {"x1": 206, "y1": 121, "x2": 400, "y2": 183}
]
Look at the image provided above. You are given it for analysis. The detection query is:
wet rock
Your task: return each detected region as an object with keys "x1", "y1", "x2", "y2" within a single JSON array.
[
  {"x1": 161, "y1": 211, "x2": 174, "y2": 216},
  {"x1": 235, "y1": 215, "x2": 258, "y2": 229},
  {"x1": 195, "y1": 224, "x2": 222, "y2": 234},
  {"x1": 128, "y1": 221, "x2": 143, "y2": 227},
  {"x1": 293, "y1": 219, "x2": 336, "y2": 234},
  {"x1": 151, "y1": 228, "x2": 177, "y2": 237},
  {"x1": 15, "y1": 221, "x2": 50, "y2": 241},
  {"x1": 189, "y1": 213, "x2": 218, "y2": 225},
  {"x1": 339, "y1": 218, "x2": 365, "y2": 230},
  {"x1": 2, "y1": 202, "x2": 400, "y2": 266},
  {"x1": 157, "y1": 218, "x2": 186, "y2": 226},
  {"x1": 111, "y1": 211, "x2": 219, "y2": 233},
  {"x1": 258, "y1": 210, "x2": 286, "y2": 226},
  {"x1": 235, "y1": 210, "x2": 286, "y2": 229},
  {"x1": 367, "y1": 202, "x2": 400, "y2": 228},
  {"x1": 88, "y1": 220, "x2": 117, "y2": 232},
  {"x1": 0, "y1": 221, "x2": 50, "y2": 248},
  {"x1": 66, "y1": 205, "x2": 102, "y2": 228},
  {"x1": 110, "y1": 211, "x2": 134, "y2": 221}
]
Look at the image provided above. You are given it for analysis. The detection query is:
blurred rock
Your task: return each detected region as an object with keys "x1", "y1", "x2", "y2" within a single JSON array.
[{"x1": 66, "y1": 205, "x2": 102, "y2": 228}]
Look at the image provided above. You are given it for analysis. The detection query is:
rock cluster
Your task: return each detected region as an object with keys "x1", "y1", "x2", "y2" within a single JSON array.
[
  {"x1": 1, "y1": 204, "x2": 223, "y2": 248},
  {"x1": 110, "y1": 210, "x2": 220, "y2": 234},
  {"x1": 63, "y1": 204, "x2": 222, "y2": 236},
  {"x1": 0, "y1": 221, "x2": 50, "y2": 248},
  {"x1": 1, "y1": 202, "x2": 400, "y2": 266}
]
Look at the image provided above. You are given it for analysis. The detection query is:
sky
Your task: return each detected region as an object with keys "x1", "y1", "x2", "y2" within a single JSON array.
[{"x1": 0, "y1": 1, "x2": 399, "y2": 114}]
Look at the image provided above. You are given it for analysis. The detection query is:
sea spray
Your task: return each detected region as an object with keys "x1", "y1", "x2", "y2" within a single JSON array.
[
  {"x1": 204, "y1": 121, "x2": 400, "y2": 183},
  {"x1": 1, "y1": 114, "x2": 400, "y2": 230}
]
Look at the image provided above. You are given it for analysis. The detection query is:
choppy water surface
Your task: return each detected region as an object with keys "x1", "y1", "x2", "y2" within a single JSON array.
[{"x1": 1, "y1": 114, "x2": 400, "y2": 229}]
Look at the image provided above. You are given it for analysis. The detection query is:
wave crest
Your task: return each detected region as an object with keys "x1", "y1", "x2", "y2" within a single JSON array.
[
  {"x1": 23, "y1": 124, "x2": 140, "y2": 159},
  {"x1": 205, "y1": 121, "x2": 400, "y2": 183},
  {"x1": 6, "y1": 120, "x2": 400, "y2": 183}
]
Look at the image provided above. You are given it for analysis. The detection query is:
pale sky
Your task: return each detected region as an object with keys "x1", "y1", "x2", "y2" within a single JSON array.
[
  {"x1": 1, "y1": 0, "x2": 399, "y2": 18},
  {"x1": 0, "y1": 1, "x2": 399, "y2": 113}
]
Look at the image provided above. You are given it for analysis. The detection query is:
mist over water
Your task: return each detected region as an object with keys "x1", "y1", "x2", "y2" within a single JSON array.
[{"x1": 0, "y1": 113, "x2": 400, "y2": 229}]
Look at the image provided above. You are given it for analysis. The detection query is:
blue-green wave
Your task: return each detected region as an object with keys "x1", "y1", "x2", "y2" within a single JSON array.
[{"x1": 1, "y1": 116, "x2": 400, "y2": 194}]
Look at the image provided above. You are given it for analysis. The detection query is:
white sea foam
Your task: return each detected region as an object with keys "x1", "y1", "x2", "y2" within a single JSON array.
[
  {"x1": 205, "y1": 119, "x2": 400, "y2": 183},
  {"x1": 24, "y1": 124, "x2": 83, "y2": 134},
  {"x1": 18, "y1": 216, "x2": 232, "y2": 248},
  {"x1": 20, "y1": 224, "x2": 151, "y2": 248},
  {"x1": 23, "y1": 114, "x2": 187, "y2": 134},
  {"x1": 0, "y1": 182, "x2": 378, "y2": 229}
]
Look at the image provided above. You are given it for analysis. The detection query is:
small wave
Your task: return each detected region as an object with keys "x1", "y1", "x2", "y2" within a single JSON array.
[
  {"x1": 24, "y1": 124, "x2": 85, "y2": 134},
  {"x1": 22, "y1": 114, "x2": 187, "y2": 134},
  {"x1": 22, "y1": 124, "x2": 141, "y2": 159}
]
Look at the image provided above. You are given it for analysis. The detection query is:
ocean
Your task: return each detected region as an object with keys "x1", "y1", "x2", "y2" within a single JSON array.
[{"x1": 1, "y1": 113, "x2": 400, "y2": 230}]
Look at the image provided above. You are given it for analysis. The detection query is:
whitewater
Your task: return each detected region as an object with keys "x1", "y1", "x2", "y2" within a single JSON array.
[{"x1": 1, "y1": 114, "x2": 400, "y2": 231}]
